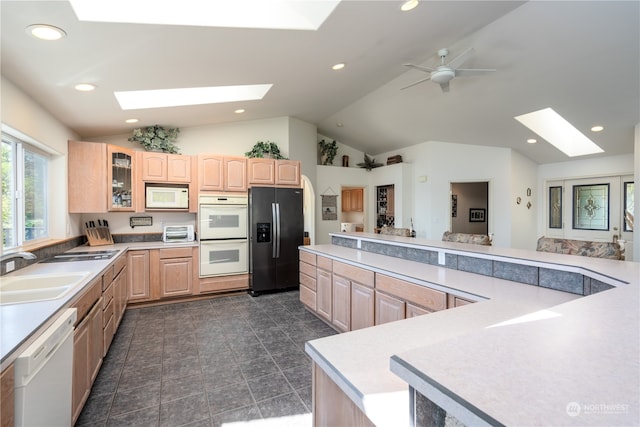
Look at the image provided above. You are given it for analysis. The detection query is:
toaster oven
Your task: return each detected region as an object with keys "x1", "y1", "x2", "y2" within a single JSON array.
[{"x1": 162, "y1": 225, "x2": 195, "y2": 243}]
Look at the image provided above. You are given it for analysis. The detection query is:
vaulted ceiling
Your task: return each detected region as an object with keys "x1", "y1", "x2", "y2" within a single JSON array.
[{"x1": 2, "y1": 1, "x2": 638, "y2": 164}]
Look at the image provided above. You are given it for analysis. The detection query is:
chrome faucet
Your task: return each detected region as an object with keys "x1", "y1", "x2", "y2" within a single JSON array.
[{"x1": 1, "y1": 251, "x2": 37, "y2": 261}]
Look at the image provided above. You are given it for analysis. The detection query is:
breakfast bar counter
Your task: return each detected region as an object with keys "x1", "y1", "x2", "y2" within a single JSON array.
[{"x1": 301, "y1": 234, "x2": 640, "y2": 426}]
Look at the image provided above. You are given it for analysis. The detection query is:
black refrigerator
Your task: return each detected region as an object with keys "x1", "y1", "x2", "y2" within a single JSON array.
[{"x1": 249, "y1": 186, "x2": 304, "y2": 295}]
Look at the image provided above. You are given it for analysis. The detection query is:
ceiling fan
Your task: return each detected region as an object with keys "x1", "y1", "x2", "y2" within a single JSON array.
[{"x1": 402, "y1": 47, "x2": 496, "y2": 93}]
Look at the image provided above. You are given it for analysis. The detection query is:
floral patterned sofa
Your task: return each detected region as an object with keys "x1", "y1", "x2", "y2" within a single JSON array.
[
  {"x1": 536, "y1": 236, "x2": 624, "y2": 260},
  {"x1": 442, "y1": 231, "x2": 492, "y2": 246},
  {"x1": 379, "y1": 226, "x2": 411, "y2": 237}
]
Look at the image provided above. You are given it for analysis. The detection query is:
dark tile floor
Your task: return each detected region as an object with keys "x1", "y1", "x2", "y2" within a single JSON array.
[{"x1": 76, "y1": 290, "x2": 337, "y2": 427}]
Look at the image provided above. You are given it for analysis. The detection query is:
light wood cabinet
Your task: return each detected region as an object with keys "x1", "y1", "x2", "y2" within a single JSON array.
[
  {"x1": 376, "y1": 273, "x2": 446, "y2": 312},
  {"x1": 299, "y1": 251, "x2": 317, "y2": 311},
  {"x1": 316, "y1": 267, "x2": 332, "y2": 322},
  {"x1": 107, "y1": 145, "x2": 136, "y2": 211},
  {"x1": 375, "y1": 291, "x2": 405, "y2": 325},
  {"x1": 140, "y1": 152, "x2": 191, "y2": 183},
  {"x1": 342, "y1": 188, "x2": 364, "y2": 212},
  {"x1": 128, "y1": 250, "x2": 151, "y2": 302},
  {"x1": 406, "y1": 303, "x2": 431, "y2": 318},
  {"x1": 248, "y1": 158, "x2": 301, "y2": 187},
  {"x1": 1, "y1": 364, "x2": 14, "y2": 427},
  {"x1": 351, "y1": 283, "x2": 375, "y2": 330},
  {"x1": 198, "y1": 154, "x2": 247, "y2": 192},
  {"x1": 72, "y1": 295, "x2": 103, "y2": 424},
  {"x1": 447, "y1": 294, "x2": 475, "y2": 308},
  {"x1": 68, "y1": 140, "x2": 108, "y2": 213},
  {"x1": 332, "y1": 275, "x2": 351, "y2": 332},
  {"x1": 159, "y1": 257, "x2": 193, "y2": 298}
]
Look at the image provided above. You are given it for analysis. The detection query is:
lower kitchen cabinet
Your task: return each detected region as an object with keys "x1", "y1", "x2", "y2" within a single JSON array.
[
  {"x1": 159, "y1": 256, "x2": 193, "y2": 298},
  {"x1": 128, "y1": 250, "x2": 151, "y2": 302},
  {"x1": 332, "y1": 275, "x2": 351, "y2": 332},
  {"x1": 351, "y1": 283, "x2": 375, "y2": 330},
  {"x1": 316, "y1": 267, "x2": 332, "y2": 322},
  {"x1": 1, "y1": 364, "x2": 14, "y2": 427},
  {"x1": 375, "y1": 291, "x2": 405, "y2": 325}
]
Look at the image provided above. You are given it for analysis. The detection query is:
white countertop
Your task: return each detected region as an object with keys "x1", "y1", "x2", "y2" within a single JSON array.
[
  {"x1": 302, "y1": 244, "x2": 581, "y2": 427},
  {"x1": 0, "y1": 241, "x2": 197, "y2": 367}
]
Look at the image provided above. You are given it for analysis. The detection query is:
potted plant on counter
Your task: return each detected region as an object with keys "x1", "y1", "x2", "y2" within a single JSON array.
[
  {"x1": 318, "y1": 139, "x2": 338, "y2": 165},
  {"x1": 128, "y1": 124, "x2": 180, "y2": 153}
]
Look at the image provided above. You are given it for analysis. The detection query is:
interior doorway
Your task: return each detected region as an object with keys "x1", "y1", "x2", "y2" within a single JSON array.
[{"x1": 450, "y1": 182, "x2": 489, "y2": 235}]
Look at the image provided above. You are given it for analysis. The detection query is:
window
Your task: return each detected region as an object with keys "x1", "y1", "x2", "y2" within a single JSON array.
[
  {"x1": 572, "y1": 183, "x2": 609, "y2": 231},
  {"x1": 1, "y1": 134, "x2": 49, "y2": 249},
  {"x1": 624, "y1": 181, "x2": 635, "y2": 232}
]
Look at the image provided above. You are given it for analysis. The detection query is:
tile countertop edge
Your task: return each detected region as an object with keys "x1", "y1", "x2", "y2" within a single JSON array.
[
  {"x1": 0, "y1": 241, "x2": 197, "y2": 367},
  {"x1": 329, "y1": 232, "x2": 639, "y2": 286}
]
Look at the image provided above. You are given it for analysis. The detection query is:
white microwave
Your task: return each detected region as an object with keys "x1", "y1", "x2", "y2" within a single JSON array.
[{"x1": 146, "y1": 185, "x2": 189, "y2": 209}]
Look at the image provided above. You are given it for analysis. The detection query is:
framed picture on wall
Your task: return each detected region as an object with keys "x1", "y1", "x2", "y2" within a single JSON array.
[{"x1": 469, "y1": 208, "x2": 486, "y2": 222}]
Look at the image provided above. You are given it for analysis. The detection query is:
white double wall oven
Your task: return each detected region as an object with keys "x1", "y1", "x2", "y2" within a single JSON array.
[{"x1": 199, "y1": 195, "x2": 248, "y2": 277}]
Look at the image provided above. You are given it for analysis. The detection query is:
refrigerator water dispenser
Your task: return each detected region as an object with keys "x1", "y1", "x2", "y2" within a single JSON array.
[{"x1": 257, "y1": 223, "x2": 271, "y2": 243}]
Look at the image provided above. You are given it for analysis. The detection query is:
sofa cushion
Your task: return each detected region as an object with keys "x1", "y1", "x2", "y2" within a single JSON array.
[
  {"x1": 379, "y1": 227, "x2": 411, "y2": 237},
  {"x1": 442, "y1": 231, "x2": 491, "y2": 246},
  {"x1": 536, "y1": 237, "x2": 623, "y2": 260}
]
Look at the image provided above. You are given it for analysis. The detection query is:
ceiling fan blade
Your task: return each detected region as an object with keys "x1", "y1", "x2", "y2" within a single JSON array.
[
  {"x1": 446, "y1": 47, "x2": 475, "y2": 70},
  {"x1": 400, "y1": 76, "x2": 432, "y2": 90},
  {"x1": 455, "y1": 68, "x2": 496, "y2": 77},
  {"x1": 403, "y1": 63, "x2": 435, "y2": 73},
  {"x1": 440, "y1": 82, "x2": 450, "y2": 93}
]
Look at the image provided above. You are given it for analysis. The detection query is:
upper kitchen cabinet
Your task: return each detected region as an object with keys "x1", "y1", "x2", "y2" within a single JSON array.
[
  {"x1": 247, "y1": 158, "x2": 301, "y2": 187},
  {"x1": 198, "y1": 154, "x2": 247, "y2": 192},
  {"x1": 69, "y1": 141, "x2": 137, "y2": 212},
  {"x1": 68, "y1": 140, "x2": 108, "y2": 213},
  {"x1": 107, "y1": 145, "x2": 136, "y2": 211},
  {"x1": 139, "y1": 152, "x2": 191, "y2": 183},
  {"x1": 342, "y1": 188, "x2": 364, "y2": 212}
]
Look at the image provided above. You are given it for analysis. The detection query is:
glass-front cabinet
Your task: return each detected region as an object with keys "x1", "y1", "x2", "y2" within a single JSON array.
[{"x1": 107, "y1": 145, "x2": 135, "y2": 211}]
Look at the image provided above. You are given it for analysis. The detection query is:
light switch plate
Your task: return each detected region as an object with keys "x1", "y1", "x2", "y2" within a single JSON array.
[
  {"x1": 438, "y1": 251, "x2": 446, "y2": 265},
  {"x1": 6, "y1": 261, "x2": 15, "y2": 272}
]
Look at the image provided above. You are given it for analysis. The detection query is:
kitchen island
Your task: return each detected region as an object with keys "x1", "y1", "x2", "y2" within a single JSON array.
[{"x1": 301, "y1": 233, "x2": 640, "y2": 426}]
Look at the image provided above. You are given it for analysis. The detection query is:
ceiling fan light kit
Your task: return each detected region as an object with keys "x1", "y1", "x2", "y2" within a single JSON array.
[{"x1": 402, "y1": 47, "x2": 496, "y2": 93}]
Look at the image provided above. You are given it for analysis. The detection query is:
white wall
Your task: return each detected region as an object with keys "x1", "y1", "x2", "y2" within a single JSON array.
[
  {"x1": 510, "y1": 150, "x2": 538, "y2": 249},
  {"x1": 1, "y1": 76, "x2": 81, "y2": 241},
  {"x1": 317, "y1": 133, "x2": 365, "y2": 169}
]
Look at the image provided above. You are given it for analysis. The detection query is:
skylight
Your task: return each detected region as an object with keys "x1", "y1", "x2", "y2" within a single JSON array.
[
  {"x1": 114, "y1": 84, "x2": 273, "y2": 110},
  {"x1": 514, "y1": 108, "x2": 604, "y2": 157},
  {"x1": 69, "y1": 0, "x2": 341, "y2": 31}
]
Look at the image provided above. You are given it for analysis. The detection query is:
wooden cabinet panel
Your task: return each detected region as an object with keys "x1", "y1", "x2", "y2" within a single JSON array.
[
  {"x1": 317, "y1": 255, "x2": 332, "y2": 271},
  {"x1": 128, "y1": 250, "x2": 150, "y2": 302},
  {"x1": 160, "y1": 257, "x2": 193, "y2": 298},
  {"x1": 140, "y1": 152, "x2": 167, "y2": 181},
  {"x1": 107, "y1": 145, "x2": 136, "y2": 211},
  {"x1": 375, "y1": 273, "x2": 446, "y2": 312},
  {"x1": 406, "y1": 303, "x2": 432, "y2": 318},
  {"x1": 275, "y1": 160, "x2": 301, "y2": 187},
  {"x1": 1, "y1": 364, "x2": 14, "y2": 427},
  {"x1": 333, "y1": 261, "x2": 374, "y2": 287},
  {"x1": 198, "y1": 154, "x2": 224, "y2": 191},
  {"x1": 447, "y1": 294, "x2": 475, "y2": 308},
  {"x1": 351, "y1": 283, "x2": 375, "y2": 330},
  {"x1": 300, "y1": 284, "x2": 317, "y2": 311},
  {"x1": 248, "y1": 158, "x2": 275, "y2": 185},
  {"x1": 72, "y1": 315, "x2": 90, "y2": 424},
  {"x1": 375, "y1": 291, "x2": 405, "y2": 325},
  {"x1": 167, "y1": 154, "x2": 191, "y2": 182},
  {"x1": 114, "y1": 266, "x2": 128, "y2": 329},
  {"x1": 342, "y1": 189, "x2": 352, "y2": 212},
  {"x1": 72, "y1": 277, "x2": 102, "y2": 326},
  {"x1": 159, "y1": 247, "x2": 193, "y2": 259},
  {"x1": 224, "y1": 157, "x2": 247, "y2": 192},
  {"x1": 300, "y1": 250, "x2": 316, "y2": 265},
  {"x1": 342, "y1": 188, "x2": 363, "y2": 212},
  {"x1": 332, "y1": 275, "x2": 351, "y2": 332},
  {"x1": 299, "y1": 272, "x2": 316, "y2": 291},
  {"x1": 316, "y1": 268, "x2": 332, "y2": 321},
  {"x1": 88, "y1": 299, "x2": 103, "y2": 383},
  {"x1": 299, "y1": 261, "x2": 316, "y2": 278},
  {"x1": 68, "y1": 140, "x2": 108, "y2": 213}
]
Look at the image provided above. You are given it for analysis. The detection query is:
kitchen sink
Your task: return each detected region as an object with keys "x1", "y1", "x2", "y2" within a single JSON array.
[{"x1": 0, "y1": 272, "x2": 91, "y2": 305}]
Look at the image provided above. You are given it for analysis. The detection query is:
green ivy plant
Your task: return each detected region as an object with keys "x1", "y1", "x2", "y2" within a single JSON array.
[
  {"x1": 245, "y1": 141, "x2": 287, "y2": 159},
  {"x1": 318, "y1": 139, "x2": 338, "y2": 165},
  {"x1": 357, "y1": 154, "x2": 384, "y2": 171},
  {"x1": 128, "y1": 125, "x2": 180, "y2": 154}
]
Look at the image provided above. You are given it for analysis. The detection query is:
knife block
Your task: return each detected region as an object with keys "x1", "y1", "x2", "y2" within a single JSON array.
[{"x1": 86, "y1": 226, "x2": 114, "y2": 246}]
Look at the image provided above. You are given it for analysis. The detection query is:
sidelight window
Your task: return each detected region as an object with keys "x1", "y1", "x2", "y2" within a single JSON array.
[{"x1": 572, "y1": 183, "x2": 609, "y2": 231}]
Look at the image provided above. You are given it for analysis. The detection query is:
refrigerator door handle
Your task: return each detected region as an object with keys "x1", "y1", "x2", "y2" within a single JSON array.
[
  {"x1": 275, "y1": 203, "x2": 281, "y2": 258},
  {"x1": 271, "y1": 203, "x2": 278, "y2": 258}
]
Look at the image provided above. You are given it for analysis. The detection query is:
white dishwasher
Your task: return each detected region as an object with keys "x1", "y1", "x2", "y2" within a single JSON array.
[{"x1": 14, "y1": 308, "x2": 77, "y2": 427}]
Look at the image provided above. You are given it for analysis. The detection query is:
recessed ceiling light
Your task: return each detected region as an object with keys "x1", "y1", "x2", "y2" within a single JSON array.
[
  {"x1": 514, "y1": 108, "x2": 604, "y2": 157},
  {"x1": 591, "y1": 125, "x2": 604, "y2": 132},
  {"x1": 332, "y1": 63, "x2": 345, "y2": 71},
  {"x1": 69, "y1": 0, "x2": 341, "y2": 31},
  {"x1": 336, "y1": 122, "x2": 344, "y2": 127},
  {"x1": 26, "y1": 24, "x2": 66, "y2": 40},
  {"x1": 401, "y1": 0, "x2": 420, "y2": 12},
  {"x1": 125, "y1": 118, "x2": 139, "y2": 124},
  {"x1": 114, "y1": 84, "x2": 273, "y2": 110},
  {"x1": 74, "y1": 83, "x2": 96, "y2": 92},
  {"x1": 234, "y1": 109, "x2": 245, "y2": 114},
  {"x1": 527, "y1": 139, "x2": 537, "y2": 144}
]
